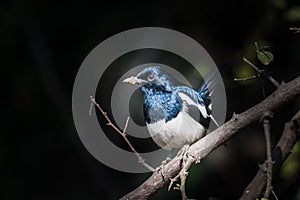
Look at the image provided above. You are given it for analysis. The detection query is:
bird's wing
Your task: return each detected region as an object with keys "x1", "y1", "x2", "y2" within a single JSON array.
[
  {"x1": 175, "y1": 86, "x2": 219, "y2": 127},
  {"x1": 198, "y1": 82, "x2": 212, "y2": 113},
  {"x1": 198, "y1": 71, "x2": 221, "y2": 127},
  {"x1": 175, "y1": 86, "x2": 209, "y2": 118}
]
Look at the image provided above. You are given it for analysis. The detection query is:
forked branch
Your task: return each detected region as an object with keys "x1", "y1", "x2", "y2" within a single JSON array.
[
  {"x1": 89, "y1": 96, "x2": 155, "y2": 172},
  {"x1": 240, "y1": 110, "x2": 300, "y2": 200},
  {"x1": 120, "y1": 75, "x2": 300, "y2": 200}
]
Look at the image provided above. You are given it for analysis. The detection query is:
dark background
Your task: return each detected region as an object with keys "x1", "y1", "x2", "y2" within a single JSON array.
[{"x1": 3, "y1": 0, "x2": 300, "y2": 199}]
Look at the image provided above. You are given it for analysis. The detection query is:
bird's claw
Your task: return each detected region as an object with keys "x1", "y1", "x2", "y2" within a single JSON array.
[{"x1": 156, "y1": 157, "x2": 172, "y2": 179}]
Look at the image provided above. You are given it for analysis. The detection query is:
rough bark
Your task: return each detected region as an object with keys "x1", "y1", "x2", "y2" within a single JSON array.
[{"x1": 120, "y1": 76, "x2": 300, "y2": 200}]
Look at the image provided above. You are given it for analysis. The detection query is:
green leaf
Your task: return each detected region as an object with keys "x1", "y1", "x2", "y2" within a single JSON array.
[{"x1": 257, "y1": 51, "x2": 274, "y2": 65}]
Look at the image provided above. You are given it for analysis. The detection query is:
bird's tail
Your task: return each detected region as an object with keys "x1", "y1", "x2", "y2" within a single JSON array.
[
  {"x1": 198, "y1": 69, "x2": 221, "y2": 127},
  {"x1": 198, "y1": 69, "x2": 221, "y2": 96},
  {"x1": 210, "y1": 115, "x2": 219, "y2": 127}
]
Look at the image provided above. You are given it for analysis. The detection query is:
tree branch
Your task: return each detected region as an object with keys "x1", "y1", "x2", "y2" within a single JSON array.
[
  {"x1": 89, "y1": 96, "x2": 155, "y2": 172},
  {"x1": 120, "y1": 75, "x2": 300, "y2": 200},
  {"x1": 243, "y1": 57, "x2": 280, "y2": 88},
  {"x1": 234, "y1": 75, "x2": 257, "y2": 82},
  {"x1": 261, "y1": 111, "x2": 274, "y2": 199},
  {"x1": 239, "y1": 109, "x2": 300, "y2": 200},
  {"x1": 290, "y1": 27, "x2": 300, "y2": 34}
]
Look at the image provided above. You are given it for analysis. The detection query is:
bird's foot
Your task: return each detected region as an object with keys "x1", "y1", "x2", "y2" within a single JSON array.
[
  {"x1": 176, "y1": 144, "x2": 190, "y2": 160},
  {"x1": 168, "y1": 144, "x2": 195, "y2": 199},
  {"x1": 156, "y1": 157, "x2": 172, "y2": 179}
]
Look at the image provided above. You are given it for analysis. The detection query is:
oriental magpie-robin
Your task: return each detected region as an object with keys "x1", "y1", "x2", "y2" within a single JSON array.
[{"x1": 123, "y1": 66, "x2": 219, "y2": 151}]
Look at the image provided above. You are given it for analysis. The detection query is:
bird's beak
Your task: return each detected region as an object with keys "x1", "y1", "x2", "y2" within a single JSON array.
[{"x1": 123, "y1": 76, "x2": 146, "y2": 85}]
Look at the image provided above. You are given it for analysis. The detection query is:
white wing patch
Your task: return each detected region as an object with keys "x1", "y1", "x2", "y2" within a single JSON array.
[
  {"x1": 208, "y1": 104, "x2": 212, "y2": 110},
  {"x1": 178, "y1": 92, "x2": 209, "y2": 118}
]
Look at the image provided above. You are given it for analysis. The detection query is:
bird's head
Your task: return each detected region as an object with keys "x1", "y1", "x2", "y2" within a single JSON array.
[{"x1": 123, "y1": 66, "x2": 173, "y2": 89}]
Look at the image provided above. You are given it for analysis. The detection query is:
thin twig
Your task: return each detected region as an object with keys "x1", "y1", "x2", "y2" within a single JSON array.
[
  {"x1": 168, "y1": 165, "x2": 185, "y2": 192},
  {"x1": 88, "y1": 99, "x2": 94, "y2": 116},
  {"x1": 180, "y1": 154, "x2": 194, "y2": 200},
  {"x1": 243, "y1": 57, "x2": 261, "y2": 72},
  {"x1": 243, "y1": 57, "x2": 281, "y2": 88},
  {"x1": 180, "y1": 170, "x2": 189, "y2": 200},
  {"x1": 89, "y1": 96, "x2": 155, "y2": 172},
  {"x1": 261, "y1": 111, "x2": 273, "y2": 199},
  {"x1": 168, "y1": 172, "x2": 181, "y2": 191},
  {"x1": 239, "y1": 110, "x2": 300, "y2": 200},
  {"x1": 168, "y1": 155, "x2": 193, "y2": 200},
  {"x1": 255, "y1": 42, "x2": 269, "y2": 52},
  {"x1": 167, "y1": 145, "x2": 194, "y2": 200},
  {"x1": 290, "y1": 27, "x2": 300, "y2": 34},
  {"x1": 120, "y1": 76, "x2": 300, "y2": 200},
  {"x1": 168, "y1": 148, "x2": 187, "y2": 191},
  {"x1": 255, "y1": 42, "x2": 260, "y2": 52},
  {"x1": 234, "y1": 75, "x2": 257, "y2": 82},
  {"x1": 271, "y1": 189, "x2": 279, "y2": 200},
  {"x1": 122, "y1": 117, "x2": 130, "y2": 137}
]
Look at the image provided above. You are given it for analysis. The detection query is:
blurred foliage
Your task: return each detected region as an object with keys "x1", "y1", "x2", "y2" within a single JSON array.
[
  {"x1": 272, "y1": 0, "x2": 287, "y2": 10},
  {"x1": 286, "y1": 6, "x2": 300, "y2": 21},
  {"x1": 233, "y1": 64, "x2": 256, "y2": 82},
  {"x1": 2, "y1": 0, "x2": 300, "y2": 200},
  {"x1": 280, "y1": 141, "x2": 300, "y2": 180}
]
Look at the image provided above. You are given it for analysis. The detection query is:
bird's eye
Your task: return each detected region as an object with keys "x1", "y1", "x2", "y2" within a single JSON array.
[{"x1": 147, "y1": 73, "x2": 155, "y2": 81}]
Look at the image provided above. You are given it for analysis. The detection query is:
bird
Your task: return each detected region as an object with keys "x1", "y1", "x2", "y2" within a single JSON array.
[{"x1": 123, "y1": 66, "x2": 219, "y2": 151}]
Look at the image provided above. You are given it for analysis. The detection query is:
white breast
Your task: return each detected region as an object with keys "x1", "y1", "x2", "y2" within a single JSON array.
[{"x1": 146, "y1": 111, "x2": 206, "y2": 151}]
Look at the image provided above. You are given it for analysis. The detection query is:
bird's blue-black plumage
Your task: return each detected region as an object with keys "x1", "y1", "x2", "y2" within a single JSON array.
[
  {"x1": 137, "y1": 66, "x2": 213, "y2": 124},
  {"x1": 123, "y1": 66, "x2": 218, "y2": 150},
  {"x1": 140, "y1": 83, "x2": 181, "y2": 124}
]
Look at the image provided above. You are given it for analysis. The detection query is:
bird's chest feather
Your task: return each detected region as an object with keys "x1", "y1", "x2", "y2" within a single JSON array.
[
  {"x1": 141, "y1": 85, "x2": 181, "y2": 124},
  {"x1": 147, "y1": 112, "x2": 206, "y2": 150},
  {"x1": 141, "y1": 84, "x2": 206, "y2": 150}
]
